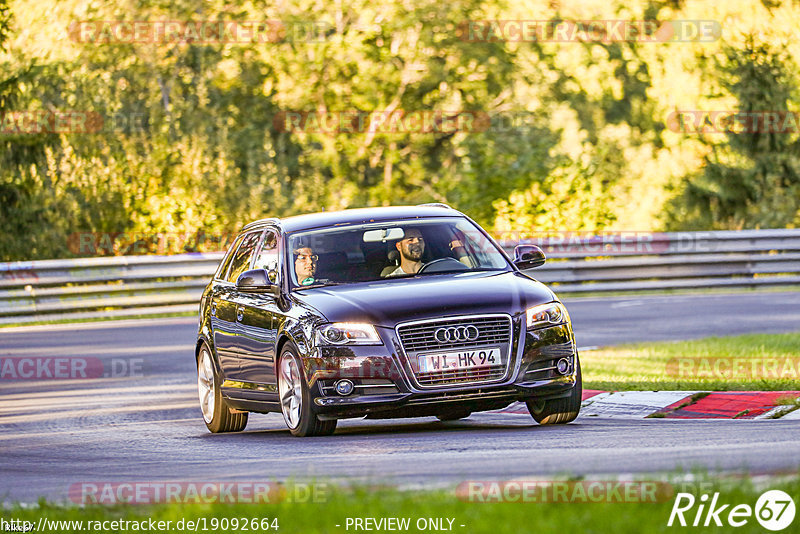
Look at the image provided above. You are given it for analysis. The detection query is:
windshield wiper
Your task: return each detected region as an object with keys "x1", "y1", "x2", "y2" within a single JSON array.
[
  {"x1": 294, "y1": 281, "x2": 340, "y2": 290},
  {"x1": 414, "y1": 267, "x2": 500, "y2": 276}
]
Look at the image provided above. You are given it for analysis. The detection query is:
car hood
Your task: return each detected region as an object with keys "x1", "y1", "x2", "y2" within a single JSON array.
[{"x1": 292, "y1": 271, "x2": 556, "y2": 327}]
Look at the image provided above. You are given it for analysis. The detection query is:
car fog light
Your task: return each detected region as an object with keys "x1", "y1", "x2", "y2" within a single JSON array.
[
  {"x1": 556, "y1": 358, "x2": 571, "y2": 375},
  {"x1": 335, "y1": 379, "x2": 354, "y2": 396}
]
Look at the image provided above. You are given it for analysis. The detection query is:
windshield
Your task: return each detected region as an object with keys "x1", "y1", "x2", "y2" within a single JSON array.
[{"x1": 286, "y1": 217, "x2": 510, "y2": 289}]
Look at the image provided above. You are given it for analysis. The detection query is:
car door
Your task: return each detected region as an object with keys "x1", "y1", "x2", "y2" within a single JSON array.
[
  {"x1": 208, "y1": 233, "x2": 243, "y2": 379},
  {"x1": 212, "y1": 230, "x2": 263, "y2": 381},
  {"x1": 234, "y1": 229, "x2": 282, "y2": 392}
]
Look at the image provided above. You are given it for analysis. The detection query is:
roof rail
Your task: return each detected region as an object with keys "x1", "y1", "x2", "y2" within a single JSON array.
[
  {"x1": 242, "y1": 217, "x2": 282, "y2": 231},
  {"x1": 417, "y1": 202, "x2": 453, "y2": 210}
]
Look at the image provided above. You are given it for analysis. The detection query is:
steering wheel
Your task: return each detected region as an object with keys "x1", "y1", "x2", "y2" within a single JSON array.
[{"x1": 417, "y1": 257, "x2": 470, "y2": 274}]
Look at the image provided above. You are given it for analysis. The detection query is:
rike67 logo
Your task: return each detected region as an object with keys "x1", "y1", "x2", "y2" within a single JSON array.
[{"x1": 668, "y1": 490, "x2": 796, "y2": 531}]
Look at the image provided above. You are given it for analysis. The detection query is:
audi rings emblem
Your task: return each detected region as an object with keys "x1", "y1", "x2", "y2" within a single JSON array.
[{"x1": 434, "y1": 325, "x2": 480, "y2": 343}]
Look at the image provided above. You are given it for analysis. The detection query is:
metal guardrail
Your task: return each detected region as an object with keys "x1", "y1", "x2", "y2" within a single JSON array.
[
  {"x1": 1, "y1": 229, "x2": 799, "y2": 324},
  {"x1": 505, "y1": 229, "x2": 800, "y2": 292},
  {"x1": 0, "y1": 254, "x2": 223, "y2": 324}
]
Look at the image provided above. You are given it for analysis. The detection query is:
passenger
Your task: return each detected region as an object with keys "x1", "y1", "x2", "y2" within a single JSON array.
[
  {"x1": 294, "y1": 246, "x2": 318, "y2": 286},
  {"x1": 449, "y1": 229, "x2": 476, "y2": 268}
]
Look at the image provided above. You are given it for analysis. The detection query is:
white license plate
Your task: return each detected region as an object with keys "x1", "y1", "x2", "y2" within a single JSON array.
[{"x1": 418, "y1": 348, "x2": 500, "y2": 373}]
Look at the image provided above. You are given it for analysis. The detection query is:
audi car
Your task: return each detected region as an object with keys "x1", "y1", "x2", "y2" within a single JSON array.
[{"x1": 195, "y1": 204, "x2": 581, "y2": 436}]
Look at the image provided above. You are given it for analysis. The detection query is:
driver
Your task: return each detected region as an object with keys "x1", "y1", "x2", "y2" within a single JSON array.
[
  {"x1": 385, "y1": 228, "x2": 425, "y2": 277},
  {"x1": 294, "y1": 246, "x2": 318, "y2": 286}
]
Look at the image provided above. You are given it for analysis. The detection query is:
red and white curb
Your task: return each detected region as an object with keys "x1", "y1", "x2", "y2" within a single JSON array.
[
  {"x1": 495, "y1": 390, "x2": 800, "y2": 419},
  {"x1": 580, "y1": 390, "x2": 701, "y2": 419}
]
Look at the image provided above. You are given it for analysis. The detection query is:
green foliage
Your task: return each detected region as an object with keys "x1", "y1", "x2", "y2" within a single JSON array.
[
  {"x1": 493, "y1": 153, "x2": 619, "y2": 237},
  {"x1": 0, "y1": 0, "x2": 10, "y2": 52},
  {"x1": 666, "y1": 37, "x2": 800, "y2": 229},
  {"x1": 2, "y1": 0, "x2": 800, "y2": 260}
]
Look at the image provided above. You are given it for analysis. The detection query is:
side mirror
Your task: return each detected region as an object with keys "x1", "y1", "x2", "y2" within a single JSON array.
[
  {"x1": 236, "y1": 269, "x2": 280, "y2": 296},
  {"x1": 513, "y1": 245, "x2": 546, "y2": 269}
]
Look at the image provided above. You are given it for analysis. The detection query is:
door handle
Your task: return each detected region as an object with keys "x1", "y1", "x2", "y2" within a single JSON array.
[
  {"x1": 236, "y1": 306, "x2": 244, "y2": 322},
  {"x1": 210, "y1": 301, "x2": 217, "y2": 316}
]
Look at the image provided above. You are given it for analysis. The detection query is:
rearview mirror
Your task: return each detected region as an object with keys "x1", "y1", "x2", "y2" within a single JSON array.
[
  {"x1": 236, "y1": 269, "x2": 280, "y2": 296},
  {"x1": 513, "y1": 245, "x2": 546, "y2": 269},
  {"x1": 363, "y1": 228, "x2": 406, "y2": 243}
]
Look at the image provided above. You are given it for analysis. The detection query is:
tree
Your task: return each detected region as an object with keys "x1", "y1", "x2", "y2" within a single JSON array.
[{"x1": 666, "y1": 37, "x2": 800, "y2": 229}]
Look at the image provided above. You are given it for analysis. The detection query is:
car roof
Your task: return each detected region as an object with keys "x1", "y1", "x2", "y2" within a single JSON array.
[{"x1": 242, "y1": 205, "x2": 464, "y2": 234}]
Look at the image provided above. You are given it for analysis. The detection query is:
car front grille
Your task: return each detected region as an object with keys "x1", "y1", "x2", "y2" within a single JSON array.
[
  {"x1": 396, "y1": 315, "x2": 513, "y2": 388},
  {"x1": 415, "y1": 365, "x2": 507, "y2": 386}
]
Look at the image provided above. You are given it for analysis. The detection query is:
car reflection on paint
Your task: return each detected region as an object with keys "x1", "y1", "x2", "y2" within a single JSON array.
[{"x1": 195, "y1": 204, "x2": 581, "y2": 436}]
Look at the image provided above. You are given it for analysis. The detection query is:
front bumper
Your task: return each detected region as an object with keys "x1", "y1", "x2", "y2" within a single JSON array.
[{"x1": 302, "y1": 318, "x2": 578, "y2": 419}]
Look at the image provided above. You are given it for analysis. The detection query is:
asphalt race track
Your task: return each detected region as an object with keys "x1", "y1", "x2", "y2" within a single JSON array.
[{"x1": 1, "y1": 292, "x2": 800, "y2": 503}]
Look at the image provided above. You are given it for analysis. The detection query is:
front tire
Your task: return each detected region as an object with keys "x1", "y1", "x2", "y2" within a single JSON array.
[
  {"x1": 526, "y1": 355, "x2": 582, "y2": 425},
  {"x1": 278, "y1": 343, "x2": 337, "y2": 437},
  {"x1": 197, "y1": 343, "x2": 248, "y2": 433}
]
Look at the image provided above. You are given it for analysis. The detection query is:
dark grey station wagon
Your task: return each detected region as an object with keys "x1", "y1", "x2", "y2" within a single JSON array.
[{"x1": 196, "y1": 204, "x2": 581, "y2": 436}]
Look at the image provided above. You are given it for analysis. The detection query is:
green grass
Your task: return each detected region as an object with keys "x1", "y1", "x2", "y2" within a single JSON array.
[
  {"x1": 2, "y1": 476, "x2": 799, "y2": 534},
  {"x1": 581, "y1": 332, "x2": 800, "y2": 391}
]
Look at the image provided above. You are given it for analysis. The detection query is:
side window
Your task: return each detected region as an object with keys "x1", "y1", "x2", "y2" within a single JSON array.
[
  {"x1": 253, "y1": 230, "x2": 279, "y2": 282},
  {"x1": 226, "y1": 231, "x2": 262, "y2": 283},
  {"x1": 215, "y1": 234, "x2": 244, "y2": 280}
]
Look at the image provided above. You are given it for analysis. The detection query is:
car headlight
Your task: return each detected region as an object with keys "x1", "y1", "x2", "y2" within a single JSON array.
[
  {"x1": 526, "y1": 302, "x2": 569, "y2": 329},
  {"x1": 316, "y1": 323, "x2": 382, "y2": 345}
]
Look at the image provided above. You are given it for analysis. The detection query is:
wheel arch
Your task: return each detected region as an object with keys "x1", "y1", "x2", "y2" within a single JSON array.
[
  {"x1": 275, "y1": 332, "x2": 301, "y2": 370},
  {"x1": 276, "y1": 334, "x2": 292, "y2": 361},
  {"x1": 275, "y1": 326, "x2": 315, "y2": 385},
  {"x1": 195, "y1": 335, "x2": 223, "y2": 376}
]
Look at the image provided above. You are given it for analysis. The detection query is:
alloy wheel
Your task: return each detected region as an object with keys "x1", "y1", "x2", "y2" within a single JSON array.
[
  {"x1": 279, "y1": 355, "x2": 303, "y2": 429},
  {"x1": 197, "y1": 347, "x2": 216, "y2": 424}
]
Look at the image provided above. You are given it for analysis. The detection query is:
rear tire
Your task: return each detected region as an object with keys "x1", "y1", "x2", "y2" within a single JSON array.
[
  {"x1": 278, "y1": 343, "x2": 337, "y2": 437},
  {"x1": 197, "y1": 343, "x2": 248, "y2": 433},
  {"x1": 526, "y1": 355, "x2": 582, "y2": 425}
]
